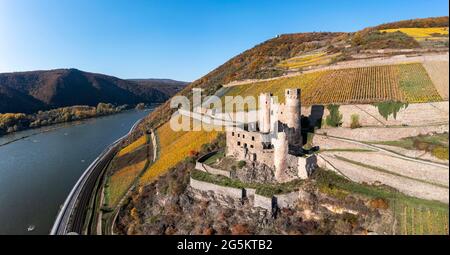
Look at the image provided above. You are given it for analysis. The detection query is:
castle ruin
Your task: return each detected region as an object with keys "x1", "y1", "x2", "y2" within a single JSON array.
[{"x1": 226, "y1": 89, "x2": 317, "y2": 182}]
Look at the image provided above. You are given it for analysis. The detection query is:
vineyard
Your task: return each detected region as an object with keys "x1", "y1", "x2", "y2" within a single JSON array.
[
  {"x1": 277, "y1": 51, "x2": 341, "y2": 70},
  {"x1": 396, "y1": 202, "x2": 449, "y2": 235},
  {"x1": 380, "y1": 27, "x2": 449, "y2": 40},
  {"x1": 398, "y1": 64, "x2": 443, "y2": 102},
  {"x1": 106, "y1": 160, "x2": 148, "y2": 207},
  {"x1": 117, "y1": 135, "x2": 147, "y2": 157},
  {"x1": 139, "y1": 119, "x2": 219, "y2": 185},
  {"x1": 223, "y1": 63, "x2": 442, "y2": 111}
]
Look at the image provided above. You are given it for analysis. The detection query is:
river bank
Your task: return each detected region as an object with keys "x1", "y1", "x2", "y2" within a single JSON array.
[
  {"x1": 0, "y1": 104, "x2": 159, "y2": 147},
  {"x1": 0, "y1": 108, "x2": 154, "y2": 234},
  {"x1": 0, "y1": 103, "x2": 150, "y2": 138}
]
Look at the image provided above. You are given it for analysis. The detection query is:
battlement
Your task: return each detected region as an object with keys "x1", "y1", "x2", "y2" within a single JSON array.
[{"x1": 285, "y1": 88, "x2": 301, "y2": 100}]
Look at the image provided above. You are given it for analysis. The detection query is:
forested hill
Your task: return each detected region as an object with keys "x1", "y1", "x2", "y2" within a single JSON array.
[{"x1": 0, "y1": 69, "x2": 186, "y2": 114}]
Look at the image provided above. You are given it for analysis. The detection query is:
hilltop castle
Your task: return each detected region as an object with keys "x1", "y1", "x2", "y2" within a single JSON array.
[{"x1": 226, "y1": 89, "x2": 317, "y2": 183}]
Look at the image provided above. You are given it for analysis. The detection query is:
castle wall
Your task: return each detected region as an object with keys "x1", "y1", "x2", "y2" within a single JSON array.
[
  {"x1": 190, "y1": 177, "x2": 244, "y2": 199},
  {"x1": 276, "y1": 192, "x2": 300, "y2": 209},
  {"x1": 226, "y1": 128, "x2": 274, "y2": 167},
  {"x1": 195, "y1": 161, "x2": 232, "y2": 178},
  {"x1": 298, "y1": 155, "x2": 318, "y2": 179},
  {"x1": 254, "y1": 194, "x2": 274, "y2": 211},
  {"x1": 190, "y1": 177, "x2": 305, "y2": 212}
]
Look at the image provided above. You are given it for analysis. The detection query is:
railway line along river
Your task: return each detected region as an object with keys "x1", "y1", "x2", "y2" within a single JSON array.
[{"x1": 0, "y1": 107, "x2": 154, "y2": 235}]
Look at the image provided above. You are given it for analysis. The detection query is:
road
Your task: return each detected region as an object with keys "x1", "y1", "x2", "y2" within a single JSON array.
[{"x1": 50, "y1": 119, "x2": 142, "y2": 235}]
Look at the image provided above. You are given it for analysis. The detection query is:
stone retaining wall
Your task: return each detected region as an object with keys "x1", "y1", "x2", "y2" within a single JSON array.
[
  {"x1": 190, "y1": 177, "x2": 301, "y2": 212},
  {"x1": 190, "y1": 177, "x2": 243, "y2": 199},
  {"x1": 196, "y1": 152, "x2": 232, "y2": 178},
  {"x1": 254, "y1": 194, "x2": 273, "y2": 211},
  {"x1": 276, "y1": 192, "x2": 300, "y2": 209},
  {"x1": 195, "y1": 162, "x2": 232, "y2": 178}
]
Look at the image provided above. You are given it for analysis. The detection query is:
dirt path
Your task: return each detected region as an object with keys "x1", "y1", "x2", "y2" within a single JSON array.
[
  {"x1": 315, "y1": 134, "x2": 449, "y2": 203},
  {"x1": 316, "y1": 134, "x2": 449, "y2": 169},
  {"x1": 321, "y1": 154, "x2": 449, "y2": 203}
]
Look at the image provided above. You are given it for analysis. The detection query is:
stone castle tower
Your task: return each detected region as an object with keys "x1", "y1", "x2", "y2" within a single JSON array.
[
  {"x1": 273, "y1": 132, "x2": 288, "y2": 180},
  {"x1": 225, "y1": 88, "x2": 316, "y2": 183},
  {"x1": 258, "y1": 92, "x2": 272, "y2": 134},
  {"x1": 284, "y1": 88, "x2": 302, "y2": 147}
]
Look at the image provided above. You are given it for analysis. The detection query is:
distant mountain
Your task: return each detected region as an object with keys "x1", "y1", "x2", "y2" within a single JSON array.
[
  {"x1": 128, "y1": 79, "x2": 188, "y2": 99},
  {"x1": 0, "y1": 69, "x2": 186, "y2": 113}
]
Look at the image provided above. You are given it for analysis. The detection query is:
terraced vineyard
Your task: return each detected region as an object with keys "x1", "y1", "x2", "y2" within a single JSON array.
[
  {"x1": 380, "y1": 27, "x2": 449, "y2": 41},
  {"x1": 139, "y1": 119, "x2": 219, "y2": 185},
  {"x1": 399, "y1": 63, "x2": 445, "y2": 102},
  {"x1": 223, "y1": 63, "x2": 442, "y2": 110},
  {"x1": 117, "y1": 135, "x2": 147, "y2": 157},
  {"x1": 397, "y1": 204, "x2": 449, "y2": 235},
  {"x1": 277, "y1": 52, "x2": 341, "y2": 70},
  {"x1": 107, "y1": 160, "x2": 148, "y2": 207}
]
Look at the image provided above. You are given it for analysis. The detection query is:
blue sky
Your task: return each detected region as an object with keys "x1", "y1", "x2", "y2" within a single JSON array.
[{"x1": 0, "y1": 0, "x2": 448, "y2": 81}]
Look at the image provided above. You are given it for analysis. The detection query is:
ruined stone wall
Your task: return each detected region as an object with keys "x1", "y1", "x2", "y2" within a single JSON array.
[
  {"x1": 254, "y1": 194, "x2": 274, "y2": 211},
  {"x1": 190, "y1": 177, "x2": 304, "y2": 212},
  {"x1": 298, "y1": 155, "x2": 318, "y2": 179},
  {"x1": 276, "y1": 192, "x2": 300, "y2": 209},
  {"x1": 190, "y1": 178, "x2": 244, "y2": 200},
  {"x1": 195, "y1": 161, "x2": 232, "y2": 178},
  {"x1": 226, "y1": 128, "x2": 274, "y2": 167}
]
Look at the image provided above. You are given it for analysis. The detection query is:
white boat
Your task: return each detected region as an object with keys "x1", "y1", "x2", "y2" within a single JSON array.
[{"x1": 27, "y1": 225, "x2": 35, "y2": 232}]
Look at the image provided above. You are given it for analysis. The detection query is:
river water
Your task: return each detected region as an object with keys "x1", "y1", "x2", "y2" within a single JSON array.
[{"x1": 0, "y1": 108, "x2": 153, "y2": 235}]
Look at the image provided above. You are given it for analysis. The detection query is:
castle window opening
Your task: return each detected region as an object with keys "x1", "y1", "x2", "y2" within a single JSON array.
[
  {"x1": 232, "y1": 132, "x2": 235, "y2": 136},
  {"x1": 243, "y1": 135, "x2": 245, "y2": 139},
  {"x1": 250, "y1": 145, "x2": 254, "y2": 149},
  {"x1": 252, "y1": 136, "x2": 255, "y2": 141},
  {"x1": 237, "y1": 141, "x2": 241, "y2": 146}
]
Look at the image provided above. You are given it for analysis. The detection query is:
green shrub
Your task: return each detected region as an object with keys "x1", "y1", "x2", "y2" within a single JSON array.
[
  {"x1": 326, "y1": 104, "x2": 343, "y2": 127},
  {"x1": 373, "y1": 101, "x2": 408, "y2": 120},
  {"x1": 237, "y1": 160, "x2": 246, "y2": 169},
  {"x1": 350, "y1": 114, "x2": 361, "y2": 129}
]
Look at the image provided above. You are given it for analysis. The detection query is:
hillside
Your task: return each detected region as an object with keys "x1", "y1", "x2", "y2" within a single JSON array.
[
  {"x1": 0, "y1": 69, "x2": 186, "y2": 114},
  {"x1": 223, "y1": 62, "x2": 444, "y2": 109},
  {"x1": 128, "y1": 79, "x2": 188, "y2": 98},
  {"x1": 105, "y1": 16, "x2": 449, "y2": 235},
  {"x1": 137, "y1": 16, "x2": 448, "y2": 132}
]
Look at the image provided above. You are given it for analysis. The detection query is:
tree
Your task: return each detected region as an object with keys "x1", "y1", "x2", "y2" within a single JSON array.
[{"x1": 326, "y1": 105, "x2": 343, "y2": 127}]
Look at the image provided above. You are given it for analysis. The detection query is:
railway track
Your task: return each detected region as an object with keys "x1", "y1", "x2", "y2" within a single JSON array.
[
  {"x1": 51, "y1": 118, "x2": 143, "y2": 235},
  {"x1": 70, "y1": 146, "x2": 117, "y2": 234}
]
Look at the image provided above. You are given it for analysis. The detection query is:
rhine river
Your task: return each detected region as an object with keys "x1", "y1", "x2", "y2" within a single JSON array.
[{"x1": 0, "y1": 108, "x2": 153, "y2": 234}]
